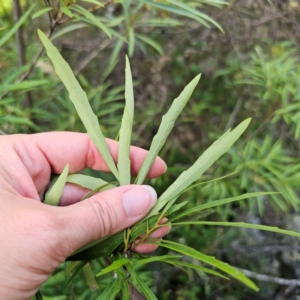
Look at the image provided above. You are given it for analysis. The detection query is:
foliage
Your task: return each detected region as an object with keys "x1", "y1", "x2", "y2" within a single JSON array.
[{"x1": 2, "y1": 0, "x2": 300, "y2": 299}]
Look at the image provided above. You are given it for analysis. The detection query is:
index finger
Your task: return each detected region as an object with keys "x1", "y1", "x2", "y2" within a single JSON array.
[{"x1": 29, "y1": 132, "x2": 167, "y2": 177}]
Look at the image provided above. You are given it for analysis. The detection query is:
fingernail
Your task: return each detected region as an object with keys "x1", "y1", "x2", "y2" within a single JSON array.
[{"x1": 122, "y1": 185, "x2": 157, "y2": 218}]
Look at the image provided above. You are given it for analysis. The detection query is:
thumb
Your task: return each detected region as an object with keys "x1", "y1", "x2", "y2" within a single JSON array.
[{"x1": 57, "y1": 185, "x2": 157, "y2": 257}]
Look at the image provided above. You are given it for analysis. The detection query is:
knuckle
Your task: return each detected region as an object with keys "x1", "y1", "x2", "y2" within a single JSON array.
[{"x1": 87, "y1": 196, "x2": 117, "y2": 239}]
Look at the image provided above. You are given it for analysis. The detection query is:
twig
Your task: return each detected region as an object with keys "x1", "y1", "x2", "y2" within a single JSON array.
[
  {"x1": 13, "y1": 0, "x2": 25, "y2": 66},
  {"x1": 213, "y1": 0, "x2": 240, "y2": 20},
  {"x1": 237, "y1": 267, "x2": 300, "y2": 286}
]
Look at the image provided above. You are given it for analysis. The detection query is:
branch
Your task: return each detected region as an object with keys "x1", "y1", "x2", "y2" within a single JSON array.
[{"x1": 237, "y1": 267, "x2": 300, "y2": 286}]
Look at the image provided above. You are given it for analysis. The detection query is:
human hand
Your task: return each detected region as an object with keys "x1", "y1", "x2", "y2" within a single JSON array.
[{"x1": 0, "y1": 132, "x2": 168, "y2": 300}]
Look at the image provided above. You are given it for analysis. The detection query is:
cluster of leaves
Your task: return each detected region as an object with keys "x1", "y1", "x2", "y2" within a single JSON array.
[{"x1": 37, "y1": 30, "x2": 300, "y2": 299}]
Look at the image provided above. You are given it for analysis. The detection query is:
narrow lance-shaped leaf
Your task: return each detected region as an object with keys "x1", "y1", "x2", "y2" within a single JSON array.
[
  {"x1": 161, "y1": 259, "x2": 228, "y2": 279},
  {"x1": 71, "y1": 5, "x2": 112, "y2": 38},
  {"x1": 96, "y1": 258, "x2": 130, "y2": 277},
  {"x1": 165, "y1": 0, "x2": 223, "y2": 32},
  {"x1": 96, "y1": 275, "x2": 122, "y2": 300},
  {"x1": 66, "y1": 261, "x2": 88, "y2": 286},
  {"x1": 172, "y1": 221, "x2": 300, "y2": 238},
  {"x1": 66, "y1": 174, "x2": 115, "y2": 191},
  {"x1": 126, "y1": 263, "x2": 158, "y2": 300},
  {"x1": 44, "y1": 164, "x2": 69, "y2": 206},
  {"x1": 118, "y1": 57, "x2": 134, "y2": 185},
  {"x1": 38, "y1": 30, "x2": 119, "y2": 180},
  {"x1": 159, "y1": 240, "x2": 259, "y2": 291},
  {"x1": 136, "y1": 74, "x2": 201, "y2": 184},
  {"x1": 149, "y1": 118, "x2": 251, "y2": 216},
  {"x1": 0, "y1": 4, "x2": 35, "y2": 47},
  {"x1": 125, "y1": 56, "x2": 134, "y2": 122},
  {"x1": 117, "y1": 110, "x2": 131, "y2": 185}
]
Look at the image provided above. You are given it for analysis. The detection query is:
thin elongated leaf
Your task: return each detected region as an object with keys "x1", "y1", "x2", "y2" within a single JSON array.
[
  {"x1": 159, "y1": 240, "x2": 259, "y2": 291},
  {"x1": 133, "y1": 255, "x2": 182, "y2": 265},
  {"x1": 84, "y1": 262, "x2": 99, "y2": 291},
  {"x1": 172, "y1": 221, "x2": 300, "y2": 238},
  {"x1": 51, "y1": 23, "x2": 88, "y2": 40},
  {"x1": 97, "y1": 258, "x2": 130, "y2": 277},
  {"x1": 68, "y1": 215, "x2": 160, "y2": 261},
  {"x1": 162, "y1": 259, "x2": 228, "y2": 279},
  {"x1": 96, "y1": 276, "x2": 122, "y2": 300},
  {"x1": 118, "y1": 109, "x2": 132, "y2": 185},
  {"x1": 71, "y1": 5, "x2": 111, "y2": 38},
  {"x1": 136, "y1": 74, "x2": 201, "y2": 185},
  {"x1": 80, "y1": 0, "x2": 104, "y2": 6},
  {"x1": 142, "y1": 0, "x2": 210, "y2": 28},
  {"x1": 0, "y1": 80, "x2": 48, "y2": 93},
  {"x1": 169, "y1": 209, "x2": 215, "y2": 223},
  {"x1": 44, "y1": 164, "x2": 69, "y2": 206},
  {"x1": 128, "y1": 27, "x2": 135, "y2": 57},
  {"x1": 0, "y1": 4, "x2": 35, "y2": 47},
  {"x1": 136, "y1": 34, "x2": 163, "y2": 55},
  {"x1": 183, "y1": 192, "x2": 277, "y2": 212},
  {"x1": 38, "y1": 30, "x2": 119, "y2": 180},
  {"x1": 66, "y1": 260, "x2": 88, "y2": 286},
  {"x1": 165, "y1": 0, "x2": 223, "y2": 32},
  {"x1": 125, "y1": 56, "x2": 134, "y2": 122},
  {"x1": 66, "y1": 174, "x2": 115, "y2": 191},
  {"x1": 166, "y1": 201, "x2": 188, "y2": 215},
  {"x1": 32, "y1": 7, "x2": 54, "y2": 19},
  {"x1": 118, "y1": 57, "x2": 134, "y2": 185},
  {"x1": 126, "y1": 264, "x2": 158, "y2": 300},
  {"x1": 149, "y1": 119, "x2": 251, "y2": 216}
]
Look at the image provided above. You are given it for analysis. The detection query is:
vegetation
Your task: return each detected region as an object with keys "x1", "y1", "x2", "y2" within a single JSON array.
[{"x1": 1, "y1": 0, "x2": 300, "y2": 299}]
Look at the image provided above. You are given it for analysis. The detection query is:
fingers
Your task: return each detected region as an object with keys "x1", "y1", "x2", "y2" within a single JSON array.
[
  {"x1": 55, "y1": 185, "x2": 158, "y2": 256},
  {"x1": 29, "y1": 132, "x2": 166, "y2": 177}
]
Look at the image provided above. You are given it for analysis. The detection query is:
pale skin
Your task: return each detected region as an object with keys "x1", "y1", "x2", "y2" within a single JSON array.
[{"x1": 0, "y1": 132, "x2": 169, "y2": 300}]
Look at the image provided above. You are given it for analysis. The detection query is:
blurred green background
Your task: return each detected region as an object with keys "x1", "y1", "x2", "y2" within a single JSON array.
[{"x1": 2, "y1": 0, "x2": 300, "y2": 299}]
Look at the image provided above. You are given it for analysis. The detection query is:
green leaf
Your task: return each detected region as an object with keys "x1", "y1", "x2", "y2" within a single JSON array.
[
  {"x1": 96, "y1": 276, "x2": 122, "y2": 300},
  {"x1": 96, "y1": 258, "x2": 130, "y2": 277},
  {"x1": 66, "y1": 174, "x2": 115, "y2": 191},
  {"x1": 126, "y1": 264, "x2": 158, "y2": 300},
  {"x1": 159, "y1": 240, "x2": 259, "y2": 291},
  {"x1": 80, "y1": 0, "x2": 104, "y2": 6},
  {"x1": 0, "y1": 80, "x2": 48, "y2": 93},
  {"x1": 166, "y1": 201, "x2": 188, "y2": 215},
  {"x1": 136, "y1": 34, "x2": 163, "y2": 55},
  {"x1": 83, "y1": 262, "x2": 99, "y2": 291},
  {"x1": 162, "y1": 259, "x2": 228, "y2": 279},
  {"x1": 169, "y1": 209, "x2": 215, "y2": 223},
  {"x1": 124, "y1": 56, "x2": 134, "y2": 122},
  {"x1": 118, "y1": 57, "x2": 134, "y2": 185},
  {"x1": 172, "y1": 221, "x2": 300, "y2": 238},
  {"x1": 133, "y1": 255, "x2": 182, "y2": 265},
  {"x1": 136, "y1": 74, "x2": 201, "y2": 185},
  {"x1": 38, "y1": 30, "x2": 119, "y2": 180},
  {"x1": 128, "y1": 27, "x2": 135, "y2": 57},
  {"x1": 165, "y1": 0, "x2": 223, "y2": 32},
  {"x1": 0, "y1": 4, "x2": 35, "y2": 47},
  {"x1": 184, "y1": 192, "x2": 277, "y2": 212},
  {"x1": 71, "y1": 5, "x2": 112, "y2": 38},
  {"x1": 149, "y1": 119, "x2": 251, "y2": 216},
  {"x1": 118, "y1": 108, "x2": 132, "y2": 185},
  {"x1": 66, "y1": 260, "x2": 88, "y2": 286},
  {"x1": 68, "y1": 215, "x2": 160, "y2": 261},
  {"x1": 142, "y1": 0, "x2": 211, "y2": 28},
  {"x1": 44, "y1": 164, "x2": 69, "y2": 206},
  {"x1": 32, "y1": 7, "x2": 54, "y2": 19},
  {"x1": 51, "y1": 23, "x2": 88, "y2": 40}
]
